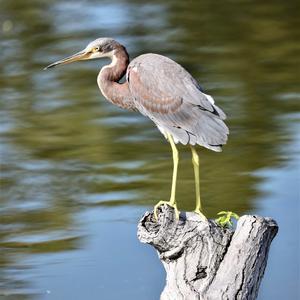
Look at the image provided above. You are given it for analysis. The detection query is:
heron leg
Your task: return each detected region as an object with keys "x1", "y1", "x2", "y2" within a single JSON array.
[
  {"x1": 168, "y1": 133, "x2": 179, "y2": 206},
  {"x1": 190, "y1": 146, "x2": 207, "y2": 221},
  {"x1": 154, "y1": 133, "x2": 180, "y2": 220}
]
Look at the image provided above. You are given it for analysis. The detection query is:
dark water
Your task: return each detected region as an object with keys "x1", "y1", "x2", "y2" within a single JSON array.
[{"x1": 0, "y1": 0, "x2": 299, "y2": 299}]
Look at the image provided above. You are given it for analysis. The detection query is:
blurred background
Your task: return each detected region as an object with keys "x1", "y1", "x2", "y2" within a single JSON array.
[{"x1": 0, "y1": 0, "x2": 299, "y2": 299}]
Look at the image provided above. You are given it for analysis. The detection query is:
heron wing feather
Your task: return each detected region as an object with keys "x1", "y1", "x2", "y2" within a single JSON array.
[
  {"x1": 128, "y1": 54, "x2": 226, "y2": 119},
  {"x1": 127, "y1": 54, "x2": 229, "y2": 150}
]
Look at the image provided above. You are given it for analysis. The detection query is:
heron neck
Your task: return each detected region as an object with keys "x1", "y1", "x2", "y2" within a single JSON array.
[{"x1": 97, "y1": 47, "x2": 134, "y2": 110}]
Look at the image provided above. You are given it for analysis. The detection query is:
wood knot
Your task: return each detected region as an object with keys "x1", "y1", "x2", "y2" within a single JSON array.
[{"x1": 192, "y1": 266, "x2": 207, "y2": 281}]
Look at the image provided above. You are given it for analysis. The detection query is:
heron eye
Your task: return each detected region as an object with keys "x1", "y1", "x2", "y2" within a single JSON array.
[{"x1": 92, "y1": 46, "x2": 100, "y2": 53}]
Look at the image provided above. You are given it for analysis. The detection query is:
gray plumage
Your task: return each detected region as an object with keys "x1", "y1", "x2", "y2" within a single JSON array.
[{"x1": 127, "y1": 54, "x2": 229, "y2": 151}]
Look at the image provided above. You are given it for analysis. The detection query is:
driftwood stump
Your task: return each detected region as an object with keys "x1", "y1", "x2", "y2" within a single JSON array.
[{"x1": 137, "y1": 205, "x2": 278, "y2": 300}]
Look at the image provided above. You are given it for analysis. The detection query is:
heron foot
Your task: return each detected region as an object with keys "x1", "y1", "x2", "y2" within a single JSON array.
[
  {"x1": 194, "y1": 208, "x2": 208, "y2": 221},
  {"x1": 154, "y1": 200, "x2": 180, "y2": 220},
  {"x1": 215, "y1": 211, "x2": 239, "y2": 228}
]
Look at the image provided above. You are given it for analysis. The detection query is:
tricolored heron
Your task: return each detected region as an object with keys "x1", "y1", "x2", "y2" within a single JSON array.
[{"x1": 45, "y1": 38, "x2": 229, "y2": 220}]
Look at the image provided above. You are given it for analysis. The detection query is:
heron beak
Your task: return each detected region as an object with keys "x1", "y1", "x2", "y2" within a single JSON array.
[{"x1": 44, "y1": 50, "x2": 90, "y2": 70}]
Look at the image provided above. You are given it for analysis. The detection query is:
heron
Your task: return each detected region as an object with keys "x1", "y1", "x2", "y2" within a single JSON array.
[{"x1": 45, "y1": 38, "x2": 229, "y2": 220}]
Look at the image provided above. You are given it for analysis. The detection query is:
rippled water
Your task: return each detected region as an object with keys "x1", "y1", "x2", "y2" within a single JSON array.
[{"x1": 0, "y1": 0, "x2": 299, "y2": 299}]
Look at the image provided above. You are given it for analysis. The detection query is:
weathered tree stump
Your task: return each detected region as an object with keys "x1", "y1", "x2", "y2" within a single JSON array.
[{"x1": 137, "y1": 205, "x2": 278, "y2": 300}]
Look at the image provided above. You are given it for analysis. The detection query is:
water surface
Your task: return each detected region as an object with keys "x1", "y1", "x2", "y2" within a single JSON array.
[{"x1": 0, "y1": 0, "x2": 299, "y2": 299}]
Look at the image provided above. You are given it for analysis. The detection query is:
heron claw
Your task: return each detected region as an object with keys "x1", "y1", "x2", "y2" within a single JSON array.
[
  {"x1": 154, "y1": 200, "x2": 180, "y2": 220},
  {"x1": 194, "y1": 208, "x2": 207, "y2": 221}
]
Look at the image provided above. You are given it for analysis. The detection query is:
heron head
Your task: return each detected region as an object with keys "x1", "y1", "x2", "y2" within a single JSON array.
[{"x1": 44, "y1": 38, "x2": 120, "y2": 69}]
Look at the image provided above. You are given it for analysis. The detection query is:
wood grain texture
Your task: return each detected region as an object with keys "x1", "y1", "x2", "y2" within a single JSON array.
[{"x1": 137, "y1": 205, "x2": 278, "y2": 300}]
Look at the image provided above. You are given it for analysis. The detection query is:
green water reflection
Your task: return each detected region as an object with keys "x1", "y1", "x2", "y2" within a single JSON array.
[{"x1": 0, "y1": 0, "x2": 299, "y2": 299}]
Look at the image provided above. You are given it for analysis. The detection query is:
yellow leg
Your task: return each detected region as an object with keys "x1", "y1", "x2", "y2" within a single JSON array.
[
  {"x1": 169, "y1": 133, "x2": 179, "y2": 206},
  {"x1": 190, "y1": 146, "x2": 207, "y2": 221},
  {"x1": 154, "y1": 133, "x2": 180, "y2": 220}
]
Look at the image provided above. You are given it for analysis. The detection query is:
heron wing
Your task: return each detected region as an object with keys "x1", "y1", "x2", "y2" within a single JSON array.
[{"x1": 127, "y1": 54, "x2": 229, "y2": 151}]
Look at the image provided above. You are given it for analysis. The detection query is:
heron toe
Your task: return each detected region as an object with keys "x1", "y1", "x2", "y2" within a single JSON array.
[
  {"x1": 154, "y1": 200, "x2": 180, "y2": 220},
  {"x1": 194, "y1": 208, "x2": 207, "y2": 221}
]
